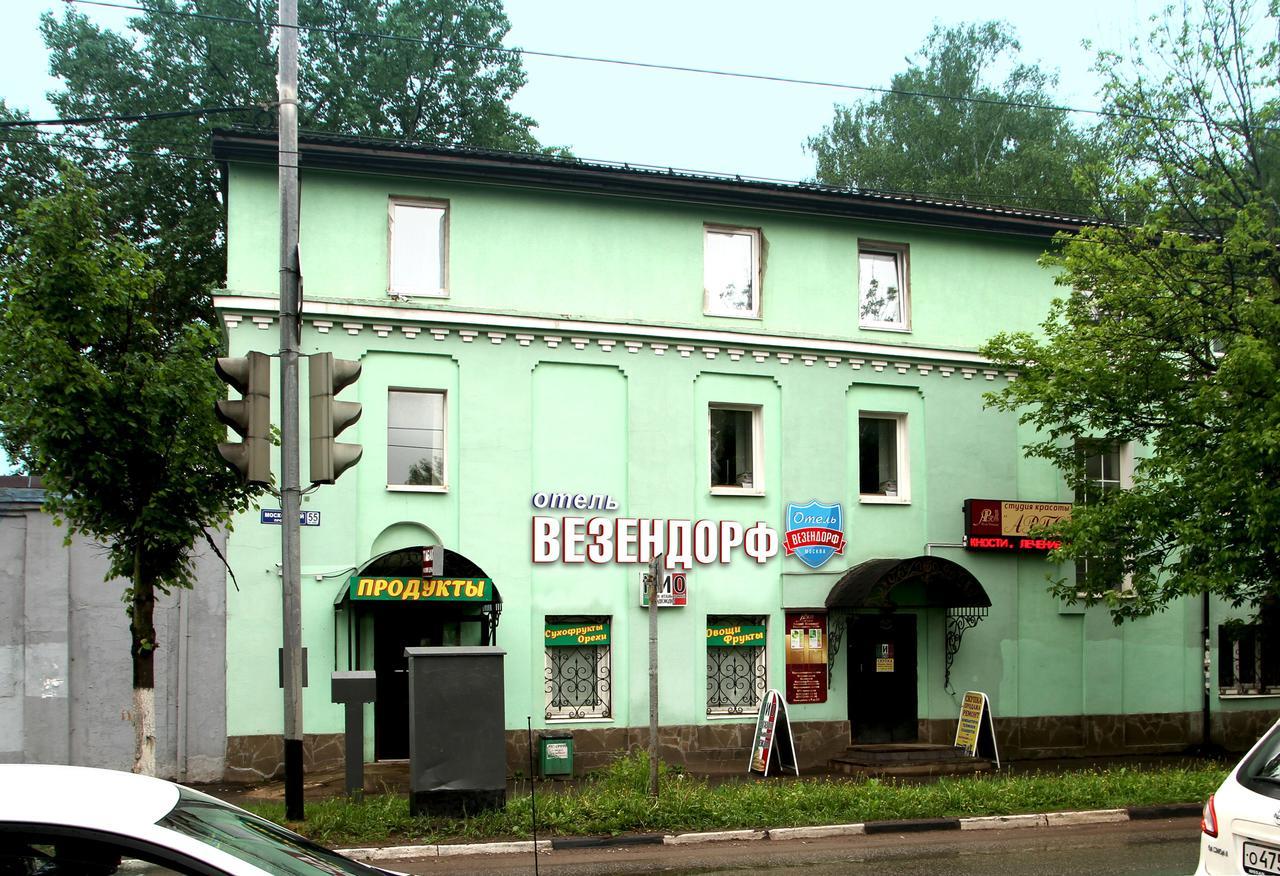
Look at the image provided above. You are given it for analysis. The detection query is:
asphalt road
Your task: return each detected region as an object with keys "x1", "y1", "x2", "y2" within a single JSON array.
[{"x1": 383, "y1": 816, "x2": 1202, "y2": 876}]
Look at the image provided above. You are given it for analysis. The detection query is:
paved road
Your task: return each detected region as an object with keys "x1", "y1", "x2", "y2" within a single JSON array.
[{"x1": 384, "y1": 816, "x2": 1201, "y2": 876}]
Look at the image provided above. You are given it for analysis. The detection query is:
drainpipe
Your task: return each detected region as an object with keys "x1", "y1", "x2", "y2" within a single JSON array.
[{"x1": 1201, "y1": 591, "x2": 1212, "y2": 751}]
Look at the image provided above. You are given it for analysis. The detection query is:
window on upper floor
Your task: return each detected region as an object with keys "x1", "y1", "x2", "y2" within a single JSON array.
[
  {"x1": 709, "y1": 404, "x2": 763, "y2": 494},
  {"x1": 1073, "y1": 439, "x2": 1133, "y2": 593},
  {"x1": 858, "y1": 242, "x2": 909, "y2": 331},
  {"x1": 389, "y1": 198, "x2": 447, "y2": 297},
  {"x1": 858, "y1": 412, "x2": 909, "y2": 502},
  {"x1": 387, "y1": 389, "x2": 446, "y2": 489},
  {"x1": 706, "y1": 616, "x2": 768, "y2": 717},
  {"x1": 545, "y1": 617, "x2": 612, "y2": 721},
  {"x1": 704, "y1": 226, "x2": 761, "y2": 318}
]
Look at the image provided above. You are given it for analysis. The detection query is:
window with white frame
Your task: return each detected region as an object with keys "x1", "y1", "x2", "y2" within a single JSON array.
[
  {"x1": 858, "y1": 413, "x2": 908, "y2": 501},
  {"x1": 704, "y1": 226, "x2": 761, "y2": 318},
  {"x1": 709, "y1": 404, "x2": 762, "y2": 492},
  {"x1": 706, "y1": 616, "x2": 767, "y2": 716},
  {"x1": 545, "y1": 618, "x2": 612, "y2": 720},
  {"x1": 1219, "y1": 610, "x2": 1280, "y2": 696},
  {"x1": 387, "y1": 389, "x2": 446, "y2": 488},
  {"x1": 858, "y1": 243, "x2": 909, "y2": 330},
  {"x1": 389, "y1": 199, "x2": 447, "y2": 296},
  {"x1": 1073, "y1": 439, "x2": 1132, "y2": 592}
]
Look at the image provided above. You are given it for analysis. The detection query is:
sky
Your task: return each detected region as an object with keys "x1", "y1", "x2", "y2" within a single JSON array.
[{"x1": 1, "y1": 0, "x2": 1172, "y2": 182}]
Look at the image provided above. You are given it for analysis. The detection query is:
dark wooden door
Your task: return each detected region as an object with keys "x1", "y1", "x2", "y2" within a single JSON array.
[
  {"x1": 373, "y1": 610, "x2": 443, "y2": 760},
  {"x1": 847, "y1": 614, "x2": 918, "y2": 743}
]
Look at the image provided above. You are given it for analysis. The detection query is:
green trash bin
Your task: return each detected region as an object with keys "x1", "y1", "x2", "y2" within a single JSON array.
[{"x1": 539, "y1": 732, "x2": 574, "y2": 778}]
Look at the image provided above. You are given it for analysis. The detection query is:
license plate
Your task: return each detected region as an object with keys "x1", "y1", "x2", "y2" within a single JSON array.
[{"x1": 1244, "y1": 841, "x2": 1280, "y2": 875}]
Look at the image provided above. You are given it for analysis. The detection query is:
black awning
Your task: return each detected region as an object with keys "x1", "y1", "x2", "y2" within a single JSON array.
[{"x1": 825, "y1": 556, "x2": 991, "y2": 610}]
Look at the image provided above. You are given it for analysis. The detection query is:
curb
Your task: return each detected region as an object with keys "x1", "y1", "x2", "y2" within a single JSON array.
[{"x1": 339, "y1": 803, "x2": 1202, "y2": 861}]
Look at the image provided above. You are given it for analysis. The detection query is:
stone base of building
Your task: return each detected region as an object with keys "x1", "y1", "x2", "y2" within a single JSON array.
[
  {"x1": 504, "y1": 720, "x2": 851, "y2": 776},
  {"x1": 224, "y1": 733, "x2": 346, "y2": 782}
]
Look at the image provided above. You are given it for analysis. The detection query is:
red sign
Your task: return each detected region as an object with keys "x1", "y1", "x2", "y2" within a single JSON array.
[
  {"x1": 963, "y1": 499, "x2": 1071, "y2": 553},
  {"x1": 784, "y1": 612, "x2": 827, "y2": 704}
]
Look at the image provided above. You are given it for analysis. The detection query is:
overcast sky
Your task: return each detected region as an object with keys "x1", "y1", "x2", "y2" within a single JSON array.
[{"x1": 3, "y1": 0, "x2": 1171, "y2": 182}]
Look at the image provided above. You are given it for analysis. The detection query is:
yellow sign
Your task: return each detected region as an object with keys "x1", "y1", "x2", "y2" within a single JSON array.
[{"x1": 954, "y1": 690, "x2": 988, "y2": 756}]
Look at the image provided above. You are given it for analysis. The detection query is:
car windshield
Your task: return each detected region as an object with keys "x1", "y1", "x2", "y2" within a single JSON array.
[
  {"x1": 1240, "y1": 720, "x2": 1280, "y2": 800},
  {"x1": 158, "y1": 788, "x2": 382, "y2": 876}
]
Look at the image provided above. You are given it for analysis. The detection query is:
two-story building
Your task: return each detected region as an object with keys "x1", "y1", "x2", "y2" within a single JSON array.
[{"x1": 210, "y1": 129, "x2": 1276, "y2": 779}]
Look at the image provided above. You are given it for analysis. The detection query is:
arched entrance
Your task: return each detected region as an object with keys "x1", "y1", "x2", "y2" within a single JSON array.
[
  {"x1": 334, "y1": 545, "x2": 502, "y2": 760},
  {"x1": 826, "y1": 556, "x2": 990, "y2": 744}
]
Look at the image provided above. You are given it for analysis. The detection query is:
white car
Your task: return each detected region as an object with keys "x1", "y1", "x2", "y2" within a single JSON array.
[
  {"x1": 1197, "y1": 717, "x2": 1280, "y2": 875},
  {"x1": 0, "y1": 763, "x2": 389, "y2": 875}
]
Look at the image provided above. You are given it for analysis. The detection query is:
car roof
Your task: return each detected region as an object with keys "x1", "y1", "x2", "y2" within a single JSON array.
[{"x1": 0, "y1": 764, "x2": 180, "y2": 830}]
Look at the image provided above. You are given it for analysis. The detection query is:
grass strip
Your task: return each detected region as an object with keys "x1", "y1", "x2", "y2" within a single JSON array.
[{"x1": 244, "y1": 752, "x2": 1226, "y2": 847}]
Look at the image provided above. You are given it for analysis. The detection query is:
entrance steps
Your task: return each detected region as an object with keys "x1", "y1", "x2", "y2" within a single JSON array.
[{"x1": 828, "y1": 743, "x2": 993, "y2": 778}]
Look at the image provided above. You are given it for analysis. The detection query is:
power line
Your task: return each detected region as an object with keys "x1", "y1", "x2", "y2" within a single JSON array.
[
  {"x1": 64, "y1": 0, "x2": 1219, "y2": 129},
  {"x1": 0, "y1": 104, "x2": 266, "y2": 129}
]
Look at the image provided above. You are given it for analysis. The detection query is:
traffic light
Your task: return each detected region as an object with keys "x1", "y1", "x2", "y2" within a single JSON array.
[
  {"x1": 214, "y1": 351, "x2": 272, "y2": 486},
  {"x1": 309, "y1": 352, "x2": 362, "y2": 484}
]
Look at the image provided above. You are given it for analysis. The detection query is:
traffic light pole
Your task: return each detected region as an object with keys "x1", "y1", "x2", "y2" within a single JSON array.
[{"x1": 278, "y1": 0, "x2": 305, "y2": 823}]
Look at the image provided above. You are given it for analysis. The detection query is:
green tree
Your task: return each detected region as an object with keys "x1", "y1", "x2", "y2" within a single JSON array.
[
  {"x1": 0, "y1": 168, "x2": 263, "y2": 773},
  {"x1": 806, "y1": 21, "x2": 1094, "y2": 212},
  {"x1": 981, "y1": 0, "x2": 1280, "y2": 618},
  {"x1": 34, "y1": 0, "x2": 548, "y2": 330}
]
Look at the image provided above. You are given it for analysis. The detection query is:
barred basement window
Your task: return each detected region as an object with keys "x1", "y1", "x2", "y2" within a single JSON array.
[
  {"x1": 545, "y1": 618, "x2": 612, "y2": 720},
  {"x1": 706, "y1": 616, "x2": 767, "y2": 716},
  {"x1": 1219, "y1": 623, "x2": 1280, "y2": 696}
]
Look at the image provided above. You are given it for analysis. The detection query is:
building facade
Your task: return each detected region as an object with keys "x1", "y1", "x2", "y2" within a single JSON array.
[{"x1": 211, "y1": 131, "x2": 1276, "y2": 778}]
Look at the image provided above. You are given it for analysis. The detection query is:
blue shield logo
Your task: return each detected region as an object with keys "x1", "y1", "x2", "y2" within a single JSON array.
[{"x1": 784, "y1": 501, "x2": 845, "y2": 569}]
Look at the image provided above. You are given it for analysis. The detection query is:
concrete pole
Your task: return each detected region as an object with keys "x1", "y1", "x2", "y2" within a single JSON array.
[{"x1": 277, "y1": 0, "x2": 305, "y2": 822}]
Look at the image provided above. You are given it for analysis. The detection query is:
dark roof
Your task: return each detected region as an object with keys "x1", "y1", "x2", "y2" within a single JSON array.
[
  {"x1": 211, "y1": 128, "x2": 1095, "y2": 240},
  {"x1": 825, "y1": 556, "x2": 991, "y2": 609}
]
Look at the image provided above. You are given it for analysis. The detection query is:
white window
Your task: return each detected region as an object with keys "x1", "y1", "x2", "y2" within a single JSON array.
[
  {"x1": 389, "y1": 199, "x2": 447, "y2": 297},
  {"x1": 709, "y1": 404, "x2": 763, "y2": 493},
  {"x1": 545, "y1": 618, "x2": 612, "y2": 720},
  {"x1": 387, "y1": 389, "x2": 446, "y2": 489},
  {"x1": 1073, "y1": 439, "x2": 1135, "y2": 593},
  {"x1": 858, "y1": 243, "x2": 909, "y2": 330},
  {"x1": 1219, "y1": 616, "x2": 1280, "y2": 696},
  {"x1": 706, "y1": 616, "x2": 767, "y2": 716},
  {"x1": 858, "y1": 412, "x2": 909, "y2": 502},
  {"x1": 704, "y1": 227, "x2": 761, "y2": 318}
]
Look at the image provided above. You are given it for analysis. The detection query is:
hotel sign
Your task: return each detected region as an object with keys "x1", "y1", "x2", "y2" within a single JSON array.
[{"x1": 963, "y1": 499, "x2": 1071, "y2": 553}]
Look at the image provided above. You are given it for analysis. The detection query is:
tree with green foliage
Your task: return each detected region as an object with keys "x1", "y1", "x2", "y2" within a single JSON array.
[
  {"x1": 31, "y1": 0, "x2": 549, "y2": 329},
  {"x1": 982, "y1": 0, "x2": 1280, "y2": 619},
  {"x1": 0, "y1": 168, "x2": 264, "y2": 773},
  {"x1": 806, "y1": 21, "x2": 1095, "y2": 212}
]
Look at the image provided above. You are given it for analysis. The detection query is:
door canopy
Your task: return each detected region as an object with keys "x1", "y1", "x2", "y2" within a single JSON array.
[{"x1": 825, "y1": 556, "x2": 991, "y2": 610}]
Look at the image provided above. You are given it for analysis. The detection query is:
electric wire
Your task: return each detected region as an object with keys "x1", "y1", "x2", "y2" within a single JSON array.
[
  {"x1": 63, "y1": 0, "x2": 1249, "y2": 130},
  {"x1": 0, "y1": 104, "x2": 266, "y2": 129}
]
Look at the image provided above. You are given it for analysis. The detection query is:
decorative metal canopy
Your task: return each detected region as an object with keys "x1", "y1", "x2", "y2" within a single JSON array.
[{"x1": 824, "y1": 555, "x2": 991, "y2": 690}]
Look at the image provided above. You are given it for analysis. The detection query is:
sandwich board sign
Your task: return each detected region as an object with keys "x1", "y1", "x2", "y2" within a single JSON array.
[
  {"x1": 747, "y1": 688, "x2": 799, "y2": 777},
  {"x1": 953, "y1": 690, "x2": 1000, "y2": 768}
]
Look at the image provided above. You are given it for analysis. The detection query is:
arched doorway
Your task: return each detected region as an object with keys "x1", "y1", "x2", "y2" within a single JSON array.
[
  {"x1": 334, "y1": 545, "x2": 502, "y2": 760},
  {"x1": 826, "y1": 556, "x2": 990, "y2": 744}
]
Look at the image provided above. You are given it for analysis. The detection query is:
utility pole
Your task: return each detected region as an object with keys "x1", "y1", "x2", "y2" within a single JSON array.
[
  {"x1": 277, "y1": 0, "x2": 305, "y2": 822},
  {"x1": 646, "y1": 554, "x2": 663, "y2": 798}
]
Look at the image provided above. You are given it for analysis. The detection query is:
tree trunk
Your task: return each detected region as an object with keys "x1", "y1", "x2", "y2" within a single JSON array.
[{"x1": 130, "y1": 549, "x2": 157, "y2": 776}]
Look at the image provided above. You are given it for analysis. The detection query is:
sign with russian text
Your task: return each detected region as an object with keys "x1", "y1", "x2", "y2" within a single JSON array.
[
  {"x1": 953, "y1": 690, "x2": 1000, "y2": 768},
  {"x1": 639, "y1": 571, "x2": 688, "y2": 607},
  {"x1": 706, "y1": 623, "x2": 767, "y2": 647},
  {"x1": 261, "y1": 509, "x2": 321, "y2": 526},
  {"x1": 784, "y1": 612, "x2": 827, "y2": 704},
  {"x1": 348, "y1": 576, "x2": 492, "y2": 601},
  {"x1": 544, "y1": 621, "x2": 610, "y2": 647},
  {"x1": 783, "y1": 501, "x2": 845, "y2": 569},
  {"x1": 748, "y1": 688, "x2": 799, "y2": 777},
  {"x1": 532, "y1": 515, "x2": 780, "y2": 570},
  {"x1": 963, "y1": 499, "x2": 1071, "y2": 553}
]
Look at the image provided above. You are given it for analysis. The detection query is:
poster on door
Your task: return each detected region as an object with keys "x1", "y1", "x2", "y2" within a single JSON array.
[
  {"x1": 875, "y1": 642, "x2": 895, "y2": 672},
  {"x1": 784, "y1": 612, "x2": 827, "y2": 704}
]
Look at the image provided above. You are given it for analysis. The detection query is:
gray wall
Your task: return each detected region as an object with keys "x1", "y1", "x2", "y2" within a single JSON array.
[{"x1": 0, "y1": 488, "x2": 227, "y2": 780}]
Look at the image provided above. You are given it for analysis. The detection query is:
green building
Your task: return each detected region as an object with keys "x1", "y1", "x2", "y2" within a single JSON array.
[{"x1": 211, "y1": 130, "x2": 1276, "y2": 779}]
